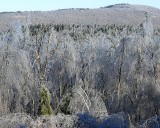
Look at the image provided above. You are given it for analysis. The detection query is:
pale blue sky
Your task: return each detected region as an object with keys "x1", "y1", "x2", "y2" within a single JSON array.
[{"x1": 0, "y1": 0, "x2": 160, "y2": 12}]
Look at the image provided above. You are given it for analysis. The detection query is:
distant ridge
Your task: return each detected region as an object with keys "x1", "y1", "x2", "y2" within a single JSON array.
[
  {"x1": 102, "y1": 3, "x2": 130, "y2": 8},
  {"x1": 0, "y1": 4, "x2": 160, "y2": 32}
]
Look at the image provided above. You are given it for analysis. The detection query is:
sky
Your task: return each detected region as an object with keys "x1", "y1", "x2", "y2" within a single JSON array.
[{"x1": 0, "y1": 0, "x2": 160, "y2": 12}]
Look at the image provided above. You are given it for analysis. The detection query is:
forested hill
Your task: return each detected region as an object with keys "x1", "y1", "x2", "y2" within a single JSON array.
[
  {"x1": 0, "y1": 3, "x2": 160, "y2": 32},
  {"x1": 0, "y1": 4, "x2": 160, "y2": 128}
]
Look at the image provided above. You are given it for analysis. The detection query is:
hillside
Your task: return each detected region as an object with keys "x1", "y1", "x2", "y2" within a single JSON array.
[
  {"x1": 0, "y1": 4, "x2": 160, "y2": 32},
  {"x1": 0, "y1": 4, "x2": 160, "y2": 128}
]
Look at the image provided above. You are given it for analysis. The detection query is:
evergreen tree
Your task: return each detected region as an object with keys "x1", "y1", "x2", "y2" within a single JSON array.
[{"x1": 39, "y1": 87, "x2": 53, "y2": 115}]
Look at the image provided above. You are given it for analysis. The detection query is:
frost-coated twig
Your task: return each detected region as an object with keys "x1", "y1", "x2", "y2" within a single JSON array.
[{"x1": 75, "y1": 86, "x2": 91, "y2": 112}]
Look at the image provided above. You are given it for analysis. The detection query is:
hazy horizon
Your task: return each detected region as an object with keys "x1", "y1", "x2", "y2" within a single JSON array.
[{"x1": 0, "y1": 0, "x2": 160, "y2": 12}]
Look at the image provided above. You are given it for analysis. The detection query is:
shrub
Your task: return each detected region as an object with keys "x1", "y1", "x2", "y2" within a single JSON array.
[{"x1": 59, "y1": 93, "x2": 72, "y2": 114}]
